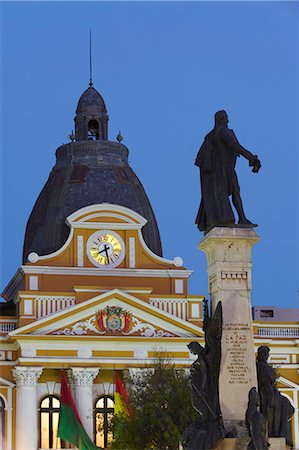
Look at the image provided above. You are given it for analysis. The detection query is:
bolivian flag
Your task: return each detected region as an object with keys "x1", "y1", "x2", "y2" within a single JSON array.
[
  {"x1": 58, "y1": 371, "x2": 100, "y2": 450},
  {"x1": 114, "y1": 373, "x2": 132, "y2": 416}
]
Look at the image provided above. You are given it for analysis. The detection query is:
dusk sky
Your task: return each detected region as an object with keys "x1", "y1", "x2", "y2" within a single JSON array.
[{"x1": 1, "y1": 2, "x2": 298, "y2": 308}]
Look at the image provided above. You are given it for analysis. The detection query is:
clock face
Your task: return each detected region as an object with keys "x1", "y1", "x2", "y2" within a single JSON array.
[{"x1": 86, "y1": 230, "x2": 125, "y2": 268}]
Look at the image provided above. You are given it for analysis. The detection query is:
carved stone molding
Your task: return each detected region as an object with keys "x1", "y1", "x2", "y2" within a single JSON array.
[
  {"x1": 71, "y1": 368, "x2": 99, "y2": 387},
  {"x1": 219, "y1": 270, "x2": 250, "y2": 290},
  {"x1": 199, "y1": 227, "x2": 259, "y2": 266},
  {"x1": 221, "y1": 271, "x2": 247, "y2": 280},
  {"x1": 12, "y1": 366, "x2": 43, "y2": 386},
  {"x1": 128, "y1": 368, "x2": 154, "y2": 379}
]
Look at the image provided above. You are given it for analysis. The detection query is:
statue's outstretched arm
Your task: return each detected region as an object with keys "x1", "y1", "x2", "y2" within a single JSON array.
[{"x1": 220, "y1": 127, "x2": 261, "y2": 173}]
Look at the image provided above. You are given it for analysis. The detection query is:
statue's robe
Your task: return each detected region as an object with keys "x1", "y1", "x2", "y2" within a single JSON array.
[{"x1": 195, "y1": 126, "x2": 252, "y2": 231}]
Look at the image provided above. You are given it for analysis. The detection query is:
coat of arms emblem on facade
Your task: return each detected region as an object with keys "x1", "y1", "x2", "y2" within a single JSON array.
[{"x1": 96, "y1": 306, "x2": 132, "y2": 333}]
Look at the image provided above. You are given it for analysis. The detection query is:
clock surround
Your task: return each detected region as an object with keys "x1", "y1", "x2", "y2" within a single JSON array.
[{"x1": 86, "y1": 230, "x2": 126, "y2": 268}]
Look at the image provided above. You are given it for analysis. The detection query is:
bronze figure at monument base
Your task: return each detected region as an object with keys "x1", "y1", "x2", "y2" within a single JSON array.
[
  {"x1": 256, "y1": 346, "x2": 294, "y2": 447},
  {"x1": 245, "y1": 387, "x2": 268, "y2": 450},
  {"x1": 183, "y1": 301, "x2": 225, "y2": 450}
]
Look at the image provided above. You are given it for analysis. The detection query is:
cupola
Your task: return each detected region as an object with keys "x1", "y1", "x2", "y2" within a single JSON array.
[{"x1": 75, "y1": 85, "x2": 109, "y2": 141}]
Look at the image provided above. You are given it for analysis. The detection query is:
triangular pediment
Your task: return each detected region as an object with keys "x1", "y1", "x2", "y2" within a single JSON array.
[
  {"x1": 0, "y1": 377, "x2": 15, "y2": 388},
  {"x1": 276, "y1": 376, "x2": 299, "y2": 390},
  {"x1": 10, "y1": 289, "x2": 203, "y2": 338}
]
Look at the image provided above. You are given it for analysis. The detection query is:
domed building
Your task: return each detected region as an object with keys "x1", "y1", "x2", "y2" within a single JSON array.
[{"x1": 23, "y1": 83, "x2": 162, "y2": 263}]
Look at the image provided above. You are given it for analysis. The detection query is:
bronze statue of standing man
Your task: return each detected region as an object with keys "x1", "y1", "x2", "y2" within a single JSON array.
[{"x1": 195, "y1": 111, "x2": 261, "y2": 232}]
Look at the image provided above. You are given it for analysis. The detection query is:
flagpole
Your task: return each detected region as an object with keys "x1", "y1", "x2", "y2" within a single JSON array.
[{"x1": 113, "y1": 364, "x2": 116, "y2": 396}]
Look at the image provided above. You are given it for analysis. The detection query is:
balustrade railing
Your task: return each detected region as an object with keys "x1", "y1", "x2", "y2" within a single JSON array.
[
  {"x1": 257, "y1": 327, "x2": 299, "y2": 338},
  {"x1": 0, "y1": 321, "x2": 16, "y2": 333},
  {"x1": 149, "y1": 298, "x2": 188, "y2": 320},
  {"x1": 36, "y1": 296, "x2": 76, "y2": 319}
]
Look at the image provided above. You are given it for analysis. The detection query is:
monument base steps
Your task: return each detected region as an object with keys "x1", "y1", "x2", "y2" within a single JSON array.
[
  {"x1": 212, "y1": 437, "x2": 288, "y2": 450},
  {"x1": 268, "y1": 437, "x2": 289, "y2": 450}
]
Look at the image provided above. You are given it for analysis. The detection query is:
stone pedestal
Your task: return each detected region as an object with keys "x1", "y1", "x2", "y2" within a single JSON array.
[
  {"x1": 268, "y1": 438, "x2": 288, "y2": 450},
  {"x1": 199, "y1": 227, "x2": 259, "y2": 425},
  {"x1": 71, "y1": 368, "x2": 99, "y2": 440},
  {"x1": 213, "y1": 437, "x2": 288, "y2": 450},
  {"x1": 12, "y1": 366, "x2": 43, "y2": 450}
]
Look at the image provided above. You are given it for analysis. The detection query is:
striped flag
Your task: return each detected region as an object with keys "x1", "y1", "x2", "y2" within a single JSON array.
[
  {"x1": 114, "y1": 373, "x2": 132, "y2": 416},
  {"x1": 58, "y1": 370, "x2": 100, "y2": 450}
]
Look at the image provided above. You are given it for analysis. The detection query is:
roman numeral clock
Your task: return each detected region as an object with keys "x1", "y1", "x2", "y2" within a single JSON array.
[{"x1": 86, "y1": 230, "x2": 126, "y2": 268}]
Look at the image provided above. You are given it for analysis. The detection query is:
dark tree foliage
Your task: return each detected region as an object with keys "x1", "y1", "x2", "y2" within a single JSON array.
[{"x1": 110, "y1": 355, "x2": 196, "y2": 450}]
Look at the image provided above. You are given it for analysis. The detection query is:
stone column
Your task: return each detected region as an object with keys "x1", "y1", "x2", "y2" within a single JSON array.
[
  {"x1": 12, "y1": 366, "x2": 43, "y2": 450},
  {"x1": 71, "y1": 368, "x2": 99, "y2": 440},
  {"x1": 199, "y1": 227, "x2": 259, "y2": 425}
]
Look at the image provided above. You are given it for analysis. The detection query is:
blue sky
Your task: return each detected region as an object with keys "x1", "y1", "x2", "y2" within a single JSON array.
[{"x1": 1, "y1": 1, "x2": 298, "y2": 308}]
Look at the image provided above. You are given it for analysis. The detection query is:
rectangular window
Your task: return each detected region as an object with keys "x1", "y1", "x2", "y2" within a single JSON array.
[
  {"x1": 29, "y1": 276, "x2": 38, "y2": 290},
  {"x1": 175, "y1": 279, "x2": 184, "y2": 294},
  {"x1": 24, "y1": 299, "x2": 33, "y2": 315},
  {"x1": 260, "y1": 309, "x2": 274, "y2": 318},
  {"x1": 191, "y1": 303, "x2": 200, "y2": 319},
  {"x1": 41, "y1": 412, "x2": 49, "y2": 449}
]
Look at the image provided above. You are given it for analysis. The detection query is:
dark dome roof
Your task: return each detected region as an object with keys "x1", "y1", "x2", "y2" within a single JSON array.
[
  {"x1": 23, "y1": 140, "x2": 162, "y2": 261},
  {"x1": 76, "y1": 86, "x2": 107, "y2": 115}
]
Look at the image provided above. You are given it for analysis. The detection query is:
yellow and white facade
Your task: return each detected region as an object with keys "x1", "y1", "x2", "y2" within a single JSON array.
[
  {"x1": 0, "y1": 203, "x2": 298, "y2": 449},
  {"x1": 0, "y1": 204, "x2": 205, "y2": 450}
]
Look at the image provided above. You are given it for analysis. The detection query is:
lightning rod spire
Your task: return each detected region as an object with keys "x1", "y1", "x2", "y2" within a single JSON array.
[{"x1": 89, "y1": 29, "x2": 93, "y2": 87}]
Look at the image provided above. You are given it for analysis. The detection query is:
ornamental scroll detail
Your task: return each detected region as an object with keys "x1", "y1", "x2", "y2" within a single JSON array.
[{"x1": 52, "y1": 306, "x2": 175, "y2": 338}]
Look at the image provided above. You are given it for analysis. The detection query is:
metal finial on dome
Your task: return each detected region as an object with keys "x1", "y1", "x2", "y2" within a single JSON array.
[
  {"x1": 68, "y1": 130, "x2": 76, "y2": 142},
  {"x1": 117, "y1": 131, "x2": 123, "y2": 143},
  {"x1": 89, "y1": 29, "x2": 93, "y2": 87}
]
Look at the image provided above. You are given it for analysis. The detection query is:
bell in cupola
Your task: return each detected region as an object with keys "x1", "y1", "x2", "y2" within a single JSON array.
[{"x1": 74, "y1": 86, "x2": 109, "y2": 141}]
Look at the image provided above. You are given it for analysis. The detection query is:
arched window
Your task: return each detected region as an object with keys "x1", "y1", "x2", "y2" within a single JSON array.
[
  {"x1": 94, "y1": 395, "x2": 114, "y2": 448},
  {"x1": 39, "y1": 395, "x2": 61, "y2": 449},
  {"x1": 0, "y1": 397, "x2": 5, "y2": 450},
  {"x1": 88, "y1": 119, "x2": 99, "y2": 140}
]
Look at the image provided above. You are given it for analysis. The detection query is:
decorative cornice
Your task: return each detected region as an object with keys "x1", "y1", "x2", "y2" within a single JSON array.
[
  {"x1": 71, "y1": 222, "x2": 144, "y2": 230},
  {"x1": 74, "y1": 212, "x2": 137, "y2": 224},
  {"x1": 12, "y1": 367, "x2": 43, "y2": 386},
  {"x1": 66, "y1": 203, "x2": 147, "y2": 226},
  {"x1": 1, "y1": 268, "x2": 24, "y2": 302},
  {"x1": 20, "y1": 266, "x2": 192, "y2": 278},
  {"x1": 71, "y1": 367, "x2": 99, "y2": 386},
  {"x1": 199, "y1": 229, "x2": 259, "y2": 266},
  {"x1": 199, "y1": 226, "x2": 260, "y2": 243}
]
